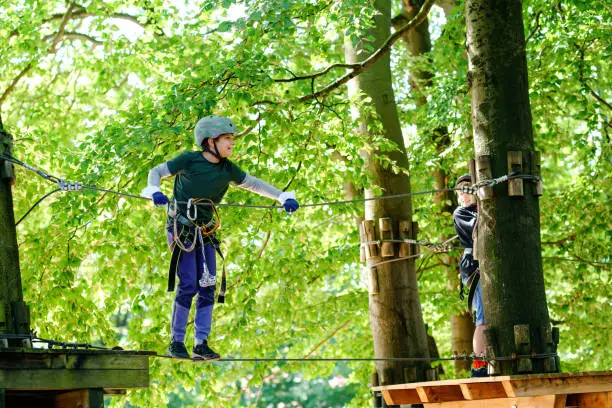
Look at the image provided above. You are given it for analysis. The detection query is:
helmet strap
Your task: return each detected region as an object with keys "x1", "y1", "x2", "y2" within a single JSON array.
[{"x1": 202, "y1": 139, "x2": 232, "y2": 171}]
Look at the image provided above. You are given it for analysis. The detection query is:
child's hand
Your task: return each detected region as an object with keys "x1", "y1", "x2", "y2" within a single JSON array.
[
  {"x1": 152, "y1": 192, "x2": 169, "y2": 207},
  {"x1": 283, "y1": 199, "x2": 299, "y2": 213}
]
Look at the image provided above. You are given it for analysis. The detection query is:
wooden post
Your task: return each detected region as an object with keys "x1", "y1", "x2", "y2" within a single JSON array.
[
  {"x1": 514, "y1": 324, "x2": 532, "y2": 373},
  {"x1": 359, "y1": 223, "x2": 367, "y2": 262},
  {"x1": 411, "y1": 221, "x2": 420, "y2": 257},
  {"x1": 369, "y1": 267, "x2": 379, "y2": 295},
  {"x1": 403, "y1": 366, "x2": 417, "y2": 382},
  {"x1": 362, "y1": 220, "x2": 379, "y2": 260},
  {"x1": 371, "y1": 372, "x2": 382, "y2": 408},
  {"x1": 468, "y1": 159, "x2": 476, "y2": 184},
  {"x1": 484, "y1": 328, "x2": 500, "y2": 375},
  {"x1": 532, "y1": 151, "x2": 543, "y2": 196},
  {"x1": 475, "y1": 156, "x2": 493, "y2": 201},
  {"x1": 0, "y1": 388, "x2": 4, "y2": 408},
  {"x1": 541, "y1": 324, "x2": 557, "y2": 373},
  {"x1": 398, "y1": 220, "x2": 412, "y2": 258},
  {"x1": 378, "y1": 218, "x2": 394, "y2": 258},
  {"x1": 507, "y1": 151, "x2": 524, "y2": 197}
]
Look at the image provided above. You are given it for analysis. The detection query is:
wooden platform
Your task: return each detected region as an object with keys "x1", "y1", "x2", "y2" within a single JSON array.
[
  {"x1": 372, "y1": 371, "x2": 612, "y2": 407},
  {"x1": 0, "y1": 347, "x2": 153, "y2": 403}
]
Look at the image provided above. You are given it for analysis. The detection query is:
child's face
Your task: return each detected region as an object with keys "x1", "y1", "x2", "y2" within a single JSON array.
[{"x1": 212, "y1": 134, "x2": 236, "y2": 158}]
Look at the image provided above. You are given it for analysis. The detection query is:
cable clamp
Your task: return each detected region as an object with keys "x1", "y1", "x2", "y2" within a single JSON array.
[
  {"x1": 57, "y1": 179, "x2": 82, "y2": 191},
  {"x1": 493, "y1": 175, "x2": 509, "y2": 185},
  {"x1": 459, "y1": 184, "x2": 477, "y2": 195}
]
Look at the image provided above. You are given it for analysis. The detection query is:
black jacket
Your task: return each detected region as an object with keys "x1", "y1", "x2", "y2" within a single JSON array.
[{"x1": 453, "y1": 204, "x2": 479, "y2": 280}]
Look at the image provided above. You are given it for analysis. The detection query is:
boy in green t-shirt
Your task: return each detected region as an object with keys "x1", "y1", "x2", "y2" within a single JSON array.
[{"x1": 142, "y1": 116, "x2": 299, "y2": 360}]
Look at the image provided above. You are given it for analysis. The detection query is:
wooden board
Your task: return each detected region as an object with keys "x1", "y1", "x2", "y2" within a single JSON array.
[
  {"x1": 0, "y1": 349, "x2": 151, "y2": 391},
  {"x1": 422, "y1": 395, "x2": 566, "y2": 408},
  {"x1": 373, "y1": 371, "x2": 612, "y2": 406}
]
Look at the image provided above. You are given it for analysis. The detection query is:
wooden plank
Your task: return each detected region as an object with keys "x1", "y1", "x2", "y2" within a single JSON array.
[
  {"x1": 381, "y1": 389, "x2": 421, "y2": 405},
  {"x1": 459, "y1": 382, "x2": 507, "y2": 400},
  {"x1": 508, "y1": 373, "x2": 612, "y2": 397},
  {"x1": 0, "y1": 352, "x2": 149, "y2": 370},
  {"x1": 567, "y1": 391, "x2": 612, "y2": 408},
  {"x1": 0, "y1": 368, "x2": 149, "y2": 390},
  {"x1": 423, "y1": 394, "x2": 560, "y2": 408},
  {"x1": 417, "y1": 385, "x2": 464, "y2": 403}
]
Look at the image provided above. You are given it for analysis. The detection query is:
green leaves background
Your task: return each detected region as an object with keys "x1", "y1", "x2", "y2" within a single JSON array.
[{"x1": 2, "y1": 0, "x2": 609, "y2": 406}]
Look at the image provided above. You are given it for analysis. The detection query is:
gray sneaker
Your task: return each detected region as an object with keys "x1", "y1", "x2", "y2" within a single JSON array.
[
  {"x1": 192, "y1": 341, "x2": 220, "y2": 360},
  {"x1": 167, "y1": 341, "x2": 190, "y2": 359}
]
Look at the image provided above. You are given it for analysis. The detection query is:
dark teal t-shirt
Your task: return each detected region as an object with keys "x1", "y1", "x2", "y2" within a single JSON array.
[{"x1": 167, "y1": 151, "x2": 246, "y2": 223}]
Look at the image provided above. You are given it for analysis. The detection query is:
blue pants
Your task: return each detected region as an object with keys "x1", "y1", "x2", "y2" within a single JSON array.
[
  {"x1": 166, "y1": 229, "x2": 216, "y2": 342},
  {"x1": 462, "y1": 276, "x2": 485, "y2": 326},
  {"x1": 472, "y1": 281, "x2": 485, "y2": 326}
]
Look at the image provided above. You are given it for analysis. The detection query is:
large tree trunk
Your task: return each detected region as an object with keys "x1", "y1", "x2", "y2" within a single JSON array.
[
  {"x1": 465, "y1": 0, "x2": 558, "y2": 375},
  {"x1": 395, "y1": 0, "x2": 472, "y2": 375},
  {"x1": 346, "y1": 0, "x2": 431, "y2": 385}
]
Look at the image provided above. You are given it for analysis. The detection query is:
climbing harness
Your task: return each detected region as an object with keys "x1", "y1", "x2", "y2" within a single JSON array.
[{"x1": 167, "y1": 198, "x2": 227, "y2": 303}]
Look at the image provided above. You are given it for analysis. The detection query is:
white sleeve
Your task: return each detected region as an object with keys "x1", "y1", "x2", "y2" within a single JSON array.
[
  {"x1": 235, "y1": 174, "x2": 286, "y2": 202},
  {"x1": 141, "y1": 162, "x2": 172, "y2": 197}
]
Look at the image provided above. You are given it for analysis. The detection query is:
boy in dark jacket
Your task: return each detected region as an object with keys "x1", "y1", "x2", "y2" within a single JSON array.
[{"x1": 453, "y1": 174, "x2": 487, "y2": 377}]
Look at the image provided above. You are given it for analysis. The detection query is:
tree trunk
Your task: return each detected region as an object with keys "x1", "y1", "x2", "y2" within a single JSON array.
[
  {"x1": 465, "y1": 0, "x2": 557, "y2": 374},
  {"x1": 346, "y1": 0, "x2": 431, "y2": 385},
  {"x1": 396, "y1": 0, "x2": 471, "y2": 376},
  {"x1": 0, "y1": 128, "x2": 29, "y2": 344}
]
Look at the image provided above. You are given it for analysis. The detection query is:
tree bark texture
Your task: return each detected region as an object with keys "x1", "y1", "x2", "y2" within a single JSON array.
[
  {"x1": 465, "y1": 0, "x2": 555, "y2": 374},
  {"x1": 0, "y1": 171, "x2": 28, "y2": 338},
  {"x1": 346, "y1": 0, "x2": 431, "y2": 385}
]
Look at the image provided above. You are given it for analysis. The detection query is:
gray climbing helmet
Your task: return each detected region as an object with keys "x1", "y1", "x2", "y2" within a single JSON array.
[{"x1": 194, "y1": 116, "x2": 238, "y2": 147}]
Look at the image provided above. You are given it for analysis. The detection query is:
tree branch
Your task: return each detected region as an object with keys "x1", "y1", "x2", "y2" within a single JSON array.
[
  {"x1": 297, "y1": 0, "x2": 435, "y2": 103},
  {"x1": 303, "y1": 320, "x2": 350, "y2": 358},
  {"x1": 49, "y1": 2, "x2": 76, "y2": 54},
  {"x1": 61, "y1": 32, "x2": 104, "y2": 46},
  {"x1": 574, "y1": 42, "x2": 612, "y2": 111},
  {"x1": 0, "y1": 63, "x2": 33, "y2": 109},
  {"x1": 274, "y1": 63, "x2": 362, "y2": 83},
  {"x1": 525, "y1": 10, "x2": 542, "y2": 44},
  {"x1": 541, "y1": 233, "x2": 576, "y2": 247}
]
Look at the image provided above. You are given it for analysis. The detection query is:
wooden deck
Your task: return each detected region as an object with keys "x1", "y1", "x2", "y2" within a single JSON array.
[{"x1": 372, "y1": 371, "x2": 612, "y2": 407}]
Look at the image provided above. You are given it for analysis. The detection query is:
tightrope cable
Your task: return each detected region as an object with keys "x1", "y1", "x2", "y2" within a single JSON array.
[{"x1": 23, "y1": 334, "x2": 558, "y2": 363}]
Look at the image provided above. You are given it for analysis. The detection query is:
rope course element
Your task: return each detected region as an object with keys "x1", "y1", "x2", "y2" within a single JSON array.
[
  {"x1": 7, "y1": 333, "x2": 559, "y2": 364},
  {"x1": 361, "y1": 235, "x2": 459, "y2": 253},
  {"x1": 1, "y1": 152, "x2": 541, "y2": 216}
]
